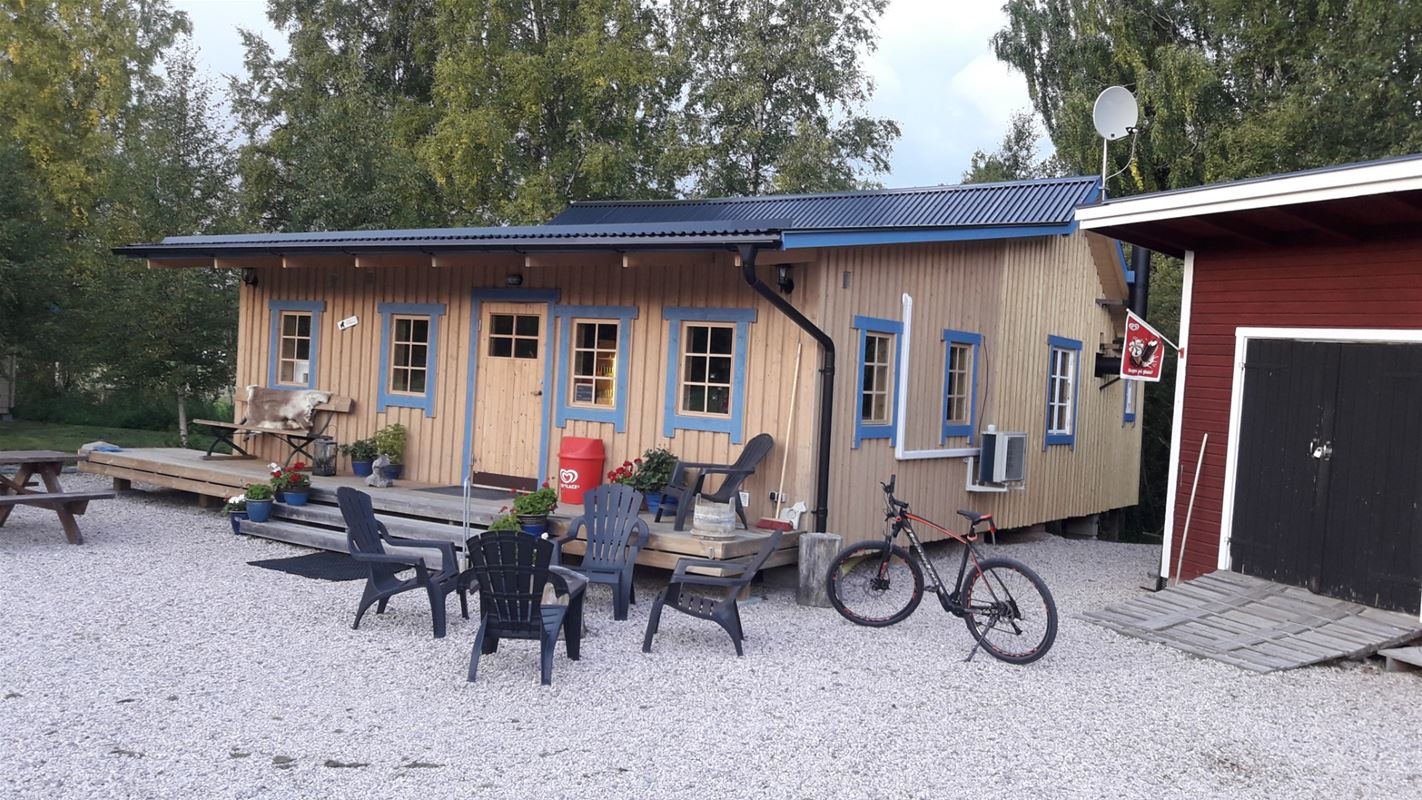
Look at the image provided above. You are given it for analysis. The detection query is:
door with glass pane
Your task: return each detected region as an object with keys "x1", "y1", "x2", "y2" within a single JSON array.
[{"x1": 472, "y1": 302, "x2": 546, "y2": 484}]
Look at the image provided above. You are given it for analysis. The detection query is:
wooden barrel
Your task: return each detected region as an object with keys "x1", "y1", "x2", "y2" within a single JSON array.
[{"x1": 692, "y1": 498, "x2": 736, "y2": 539}]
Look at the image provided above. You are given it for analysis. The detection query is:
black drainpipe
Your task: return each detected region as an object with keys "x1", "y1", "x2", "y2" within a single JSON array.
[
  {"x1": 1130, "y1": 244, "x2": 1152, "y2": 316},
  {"x1": 739, "y1": 244, "x2": 834, "y2": 533}
]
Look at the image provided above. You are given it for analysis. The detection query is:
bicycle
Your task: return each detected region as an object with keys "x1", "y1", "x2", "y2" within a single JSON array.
[{"x1": 825, "y1": 475, "x2": 1058, "y2": 664}]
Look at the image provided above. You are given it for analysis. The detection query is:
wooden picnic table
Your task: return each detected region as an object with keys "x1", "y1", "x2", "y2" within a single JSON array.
[{"x1": 0, "y1": 450, "x2": 114, "y2": 544}]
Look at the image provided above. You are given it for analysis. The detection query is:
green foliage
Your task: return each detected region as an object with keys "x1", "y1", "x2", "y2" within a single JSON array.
[
  {"x1": 631, "y1": 447, "x2": 677, "y2": 494},
  {"x1": 0, "y1": 420, "x2": 187, "y2": 452},
  {"x1": 486, "y1": 514, "x2": 522, "y2": 532},
  {"x1": 339, "y1": 438, "x2": 378, "y2": 462},
  {"x1": 512, "y1": 484, "x2": 560, "y2": 517},
  {"x1": 961, "y1": 111, "x2": 1067, "y2": 184},
  {"x1": 14, "y1": 389, "x2": 226, "y2": 432},
  {"x1": 372, "y1": 423, "x2": 408, "y2": 463},
  {"x1": 244, "y1": 483, "x2": 275, "y2": 502}
]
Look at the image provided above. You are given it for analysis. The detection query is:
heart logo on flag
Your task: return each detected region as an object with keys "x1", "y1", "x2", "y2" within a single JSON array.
[{"x1": 559, "y1": 468, "x2": 578, "y2": 486}]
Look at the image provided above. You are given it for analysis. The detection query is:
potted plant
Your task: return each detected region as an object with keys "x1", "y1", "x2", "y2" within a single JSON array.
[
  {"x1": 373, "y1": 423, "x2": 407, "y2": 480},
  {"x1": 222, "y1": 494, "x2": 248, "y2": 534},
  {"x1": 631, "y1": 447, "x2": 678, "y2": 515},
  {"x1": 486, "y1": 513, "x2": 521, "y2": 532},
  {"x1": 244, "y1": 483, "x2": 275, "y2": 523},
  {"x1": 272, "y1": 461, "x2": 311, "y2": 506},
  {"x1": 340, "y1": 438, "x2": 378, "y2": 477},
  {"x1": 511, "y1": 481, "x2": 559, "y2": 536}
]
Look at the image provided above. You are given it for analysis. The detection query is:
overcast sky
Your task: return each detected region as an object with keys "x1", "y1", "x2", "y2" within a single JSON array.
[{"x1": 172, "y1": 0, "x2": 1034, "y2": 189}]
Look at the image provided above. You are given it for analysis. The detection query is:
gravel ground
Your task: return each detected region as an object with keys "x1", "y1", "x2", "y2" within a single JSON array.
[{"x1": 2, "y1": 474, "x2": 1420, "y2": 799}]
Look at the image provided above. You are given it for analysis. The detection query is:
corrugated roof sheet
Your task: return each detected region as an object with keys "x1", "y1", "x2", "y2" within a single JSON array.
[
  {"x1": 116, "y1": 220, "x2": 789, "y2": 257},
  {"x1": 549, "y1": 176, "x2": 1100, "y2": 230}
]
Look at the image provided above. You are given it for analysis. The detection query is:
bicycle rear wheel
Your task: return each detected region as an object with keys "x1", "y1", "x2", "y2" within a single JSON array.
[
  {"x1": 826, "y1": 542, "x2": 924, "y2": 627},
  {"x1": 959, "y1": 557, "x2": 1057, "y2": 664}
]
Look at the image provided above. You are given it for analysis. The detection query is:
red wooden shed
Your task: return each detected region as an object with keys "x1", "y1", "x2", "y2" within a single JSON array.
[{"x1": 1078, "y1": 155, "x2": 1422, "y2": 616}]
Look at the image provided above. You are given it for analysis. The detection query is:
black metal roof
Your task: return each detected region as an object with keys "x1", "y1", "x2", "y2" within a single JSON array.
[
  {"x1": 114, "y1": 220, "x2": 789, "y2": 258},
  {"x1": 549, "y1": 176, "x2": 1100, "y2": 230}
]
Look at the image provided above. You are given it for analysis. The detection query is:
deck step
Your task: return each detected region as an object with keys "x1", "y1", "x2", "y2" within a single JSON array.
[
  {"x1": 272, "y1": 501, "x2": 470, "y2": 545},
  {"x1": 307, "y1": 485, "x2": 522, "y2": 528},
  {"x1": 1379, "y1": 646, "x2": 1422, "y2": 673},
  {"x1": 239, "y1": 519, "x2": 449, "y2": 570}
]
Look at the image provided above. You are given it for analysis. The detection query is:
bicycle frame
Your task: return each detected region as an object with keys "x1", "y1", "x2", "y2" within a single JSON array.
[{"x1": 878, "y1": 485, "x2": 996, "y2": 615}]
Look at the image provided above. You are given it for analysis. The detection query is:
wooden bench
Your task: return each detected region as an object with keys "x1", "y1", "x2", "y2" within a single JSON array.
[
  {"x1": 0, "y1": 450, "x2": 115, "y2": 544},
  {"x1": 194, "y1": 393, "x2": 354, "y2": 465},
  {"x1": 0, "y1": 490, "x2": 115, "y2": 514}
]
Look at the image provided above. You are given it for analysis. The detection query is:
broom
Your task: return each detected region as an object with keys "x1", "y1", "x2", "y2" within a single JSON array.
[{"x1": 758, "y1": 342, "x2": 802, "y2": 531}]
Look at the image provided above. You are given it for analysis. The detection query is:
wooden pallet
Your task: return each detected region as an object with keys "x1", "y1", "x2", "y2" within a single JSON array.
[
  {"x1": 1082, "y1": 570, "x2": 1422, "y2": 673},
  {"x1": 1379, "y1": 646, "x2": 1422, "y2": 673}
]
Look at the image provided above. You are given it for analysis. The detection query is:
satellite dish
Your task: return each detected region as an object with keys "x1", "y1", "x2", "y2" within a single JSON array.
[{"x1": 1093, "y1": 86, "x2": 1138, "y2": 141}]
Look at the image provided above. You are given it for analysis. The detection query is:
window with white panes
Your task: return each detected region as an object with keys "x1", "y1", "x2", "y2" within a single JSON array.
[
  {"x1": 277, "y1": 311, "x2": 313, "y2": 385},
  {"x1": 680, "y1": 322, "x2": 735, "y2": 416},
  {"x1": 860, "y1": 332, "x2": 895, "y2": 424},
  {"x1": 1047, "y1": 344, "x2": 1076, "y2": 436},
  {"x1": 488, "y1": 313, "x2": 540, "y2": 359},
  {"x1": 569, "y1": 320, "x2": 619, "y2": 408},
  {"x1": 388, "y1": 316, "x2": 430, "y2": 395},
  {"x1": 945, "y1": 341, "x2": 973, "y2": 427}
]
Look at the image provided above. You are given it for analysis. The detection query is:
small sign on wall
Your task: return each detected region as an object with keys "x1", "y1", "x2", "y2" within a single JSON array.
[{"x1": 337, "y1": 315, "x2": 359, "y2": 331}]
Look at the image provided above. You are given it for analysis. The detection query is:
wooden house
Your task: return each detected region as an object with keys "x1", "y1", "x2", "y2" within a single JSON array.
[
  {"x1": 1079, "y1": 154, "x2": 1422, "y2": 616},
  {"x1": 109, "y1": 176, "x2": 1141, "y2": 548}
]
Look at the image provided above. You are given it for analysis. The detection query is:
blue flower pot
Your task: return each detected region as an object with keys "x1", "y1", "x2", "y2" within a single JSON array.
[
  {"x1": 518, "y1": 515, "x2": 549, "y2": 536},
  {"x1": 351, "y1": 460, "x2": 374, "y2": 477},
  {"x1": 246, "y1": 499, "x2": 273, "y2": 523},
  {"x1": 228, "y1": 511, "x2": 248, "y2": 534},
  {"x1": 647, "y1": 494, "x2": 678, "y2": 517},
  {"x1": 379, "y1": 463, "x2": 403, "y2": 481},
  {"x1": 284, "y1": 489, "x2": 309, "y2": 506}
]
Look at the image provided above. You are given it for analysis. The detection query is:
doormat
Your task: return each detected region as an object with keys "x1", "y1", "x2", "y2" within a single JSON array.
[
  {"x1": 418, "y1": 485, "x2": 515, "y2": 501},
  {"x1": 248, "y1": 552, "x2": 369, "y2": 582}
]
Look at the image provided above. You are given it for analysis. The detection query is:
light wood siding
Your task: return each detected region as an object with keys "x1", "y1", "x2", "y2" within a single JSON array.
[
  {"x1": 814, "y1": 234, "x2": 1142, "y2": 543},
  {"x1": 231, "y1": 256, "x2": 819, "y2": 527}
]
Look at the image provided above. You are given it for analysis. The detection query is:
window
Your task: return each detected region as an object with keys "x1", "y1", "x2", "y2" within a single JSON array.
[
  {"x1": 852, "y1": 316, "x2": 902, "y2": 448},
  {"x1": 1045, "y1": 335, "x2": 1082, "y2": 447},
  {"x1": 942, "y1": 330, "x2": 982, "y2": 441},
  {"x1": 860, "y1": 333, "x2": 894, "y2": 424},
  {"x1": 278, "y1": 312, "x2": 313, "y2": 385},
  {"x1": 267, "y1": 300, "x2": 324, "y2": 389},
  {"x1": 1123, "y1": 379, "x2": 1138, "y2": 424},
  {"x1": 681, "y1": 323, "x2": 736, "y2": 416},
  {"x1": 378, "y1": 303, "x2": 445, "y2": 417},
  {"x1": 662, "y1": 307, "x2": 756, "y2": 442},
  {"x1": 489, "y1": 313, "x2": 540, "y2": 358},
  {"x1": 553, "y1": 305, "x2": 638, "y2": 432},
  {"x1": 570, "y1": 320, "x2": 619, "y2": 407}
]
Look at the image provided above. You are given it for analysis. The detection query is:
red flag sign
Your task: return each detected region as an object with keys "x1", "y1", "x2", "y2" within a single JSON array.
[{"x1": 1121, "y1": 309, "x2": 1168, "y2": 382}]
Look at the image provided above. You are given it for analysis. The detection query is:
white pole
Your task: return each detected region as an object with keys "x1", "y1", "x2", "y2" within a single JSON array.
[
  {"x1": 895, "y1": 293, "x2": 978, "y2": 461},
  {"x1": 774, "y1": 342, "x2": 803, "y2": 519},
  {"x1": 1101, "y1": 138, "x2": 1110, "y2": 200},
  {"x1": 1172, "y1": 433, "x2": 1209, "y2": 586}
]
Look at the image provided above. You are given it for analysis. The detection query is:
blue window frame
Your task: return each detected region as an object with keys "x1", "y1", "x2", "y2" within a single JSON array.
[
  {"x1": 1045, "y1": 335, "x2": 1082, "y2": 448},
  {"x1": 553, "y1": 305, "x2": 639, "y2": 433},
  {"x1": 377, "y1": 303, "x2": 445, "y2": 417},
  {"x1": 267, "y1": 300, "x2": 325, "y2": 389},
  {"x1": 852, "y1": 316, "x2": 903, "y2": 448},
  {"x1": 663, "y1": 307, "x2": 756, "y2": 444},
  {"x1": 1123, "y1": 379, "x2": 1138, "y2": 425},
  {"x1": 941, "y1": 329, "x2": 982, "y2": 443}
]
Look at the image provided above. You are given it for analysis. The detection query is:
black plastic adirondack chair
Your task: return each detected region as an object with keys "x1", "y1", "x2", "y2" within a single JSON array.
[
  {"x1": 336, "y1": 487, "x2": 469, "y2": 639},
  {"x1": 655, "y1": 432, "x2": 775, "y2": 531},
  {"x1": 550, "y1": 484, "x2": 649, "y2": 621},
  {"x1": 642, "y1": 529, "x2": 784, "y2": 656},
  {"x1": 465, "y1": 530, "x2": 587, "y2": 686}
]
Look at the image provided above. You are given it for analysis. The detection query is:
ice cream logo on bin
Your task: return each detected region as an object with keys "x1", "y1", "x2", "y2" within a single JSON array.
[{"x1": 559, "y1": 468, "x2": 579, "y2": 486}]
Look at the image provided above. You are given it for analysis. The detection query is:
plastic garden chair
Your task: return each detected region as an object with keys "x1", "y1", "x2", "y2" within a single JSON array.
[
  {"x1": 336, "y1": 487, "x2": 469, "y2": 639},
  {"x1": 655, "y1": 433, "x2": 774, "y2": 531},
  {"x1": 642, "y1": 529, "x2": 784, "y2": 656},
  {"x1": 551, "y1": 484, "x2": 649, "y2": 621},
  {"x1": 465, "y1": 530, "x2": 587, "y2": 686}
]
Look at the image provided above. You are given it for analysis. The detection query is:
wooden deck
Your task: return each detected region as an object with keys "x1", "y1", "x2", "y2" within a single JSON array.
[
  {"x1": 1082, "y1": 570, "x2": 1422, "y2": 673},
  {"x1": 80, "y1": 448, "x2": 800, "y2": 573}
]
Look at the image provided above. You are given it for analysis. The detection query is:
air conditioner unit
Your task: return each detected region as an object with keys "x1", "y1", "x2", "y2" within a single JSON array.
[{"x1": 979, "y1": 430, "x2": 1027, "y2": 484}]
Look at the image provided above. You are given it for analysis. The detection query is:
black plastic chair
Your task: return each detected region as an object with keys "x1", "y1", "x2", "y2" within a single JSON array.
[
  {"x1": 336, "y1": 487, "x2": 469, "y2": 639},
  {"x1": 465, "y1": 530, "x2": 587, "y2": 686},
  {"x1": 642, "y1": 529, "x2": 784, "y2": 656},
  {"x1": 655, "y1": 433, "x2": 775, "y2": 531},
  {"x1": 551, "y1": 484, "x2": 649, "y2": 621}
]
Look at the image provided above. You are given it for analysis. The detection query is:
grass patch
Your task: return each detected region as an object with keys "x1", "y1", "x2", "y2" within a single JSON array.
[{"x1": 0, "y1": 420, "x2": 190, "y2": 453}]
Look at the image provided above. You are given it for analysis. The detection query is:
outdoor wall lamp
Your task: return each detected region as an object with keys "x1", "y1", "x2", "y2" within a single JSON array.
[
  {"x1": 777, "y1": 265, "x2": 795, "y2": 295},
  {"x1": 505, "y1": 272, "x2": 524, "y2": 286}
]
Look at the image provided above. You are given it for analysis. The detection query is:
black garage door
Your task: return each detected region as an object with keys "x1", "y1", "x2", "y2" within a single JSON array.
[{"x1": 1231, "y1": 339, "x2": 1422, "y2": 614}]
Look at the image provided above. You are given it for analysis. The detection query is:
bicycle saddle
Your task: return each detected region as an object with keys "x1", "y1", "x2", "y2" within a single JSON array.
[{"x1": 956, "y1": 509, "x2": 991, "y2": 525}]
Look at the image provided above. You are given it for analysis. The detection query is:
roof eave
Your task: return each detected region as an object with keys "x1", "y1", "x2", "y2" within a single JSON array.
[{"x1": 113, "y1": 234, "x2": 783, "y2": 261}]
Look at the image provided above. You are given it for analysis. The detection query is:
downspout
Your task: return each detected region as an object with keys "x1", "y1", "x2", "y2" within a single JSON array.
[
  {"x1": 739, "y1": 244, "x2": 833, "y2": 533},
  {"x1": 1129, "y1": 244, "x2": 1152, "y2": 316}
]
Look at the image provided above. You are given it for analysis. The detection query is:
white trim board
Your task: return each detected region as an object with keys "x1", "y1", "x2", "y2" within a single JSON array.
[
  {"x1": 1158, "y1": 251, "x2": 1194, "y2": 581},
  {"x1": 1077, "y1": 156, "x2": 1422, "y2": 230},
  {"x1": 1217, "y1": 326, "x2": 1422, "y2": 620}
]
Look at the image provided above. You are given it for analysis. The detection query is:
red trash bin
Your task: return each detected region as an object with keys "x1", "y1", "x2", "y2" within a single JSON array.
[{"x1": 558, "y1": 437, "x2": 605, "y2": 505}]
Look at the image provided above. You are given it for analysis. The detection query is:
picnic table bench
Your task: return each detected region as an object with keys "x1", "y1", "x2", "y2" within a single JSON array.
[
  {"x1": 0, "y1": 450, "x2": 114, "y2": 544},
  {"x1": 193, "y1": 389, "x2": 353, "y2": 465}
]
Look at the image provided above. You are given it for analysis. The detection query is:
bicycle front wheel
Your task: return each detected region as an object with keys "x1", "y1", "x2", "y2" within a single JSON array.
[
  {"x1": 826, "y1": 542, "x2": 924, "y2": 627},
  {"x1": 959, "y1": 557, "x2": 1058, "y2": 664}
]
